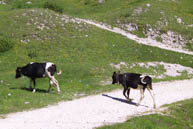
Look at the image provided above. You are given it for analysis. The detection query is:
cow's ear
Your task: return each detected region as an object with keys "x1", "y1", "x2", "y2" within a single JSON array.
[
  {"x1": 113, "y1": 71, "x2": 116, "y2": 74},
  {"x1": 118, "y1": 71, "x2": 120, "y2": 74},
  {"x1": 17, "y1": 67, "x2": 22, "y2": 71}
]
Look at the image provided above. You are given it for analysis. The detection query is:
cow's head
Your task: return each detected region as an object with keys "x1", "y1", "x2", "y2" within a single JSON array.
[
  {"x1": 112, "y1": 71, "x2": 120, "y2": 84},
  {"x1": 15, "y1": 67, "x2": 22, "y2": 78}
]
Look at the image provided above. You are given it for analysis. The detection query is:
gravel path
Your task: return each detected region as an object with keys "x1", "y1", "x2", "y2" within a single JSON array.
[
  {"x1": 75, "y1": 18, "x2": 193, "y2": 56},
  {"x1": 1, "y1": 79, "x2": 193, "y2": 129}
]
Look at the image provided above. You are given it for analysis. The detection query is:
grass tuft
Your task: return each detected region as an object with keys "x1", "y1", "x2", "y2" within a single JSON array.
[
  {"x1": 0, "y1": 36, "x2": 14, "y2": 52},
  {"x1": 43, "y1": 1, "x2": 63, "y2": 13}
]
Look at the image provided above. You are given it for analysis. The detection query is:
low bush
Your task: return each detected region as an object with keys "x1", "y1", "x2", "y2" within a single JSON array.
[
  {"x1": 44, "y1": 1, "x2": 63, "y2": 13},
  {"x1": 0, "y1": 36, "x2": 14, "y2": 52}
]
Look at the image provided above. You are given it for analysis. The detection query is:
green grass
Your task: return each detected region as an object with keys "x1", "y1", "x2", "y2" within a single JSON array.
[
  {"x1": 0, "y1": 2, "x2": 192, "y2": 115},
  {"x1": 1, "y1": 0, "x2": 193, "y2": 43},
  {"x1": 97, "y1": 99, "x2": 193, "y2": 129}
]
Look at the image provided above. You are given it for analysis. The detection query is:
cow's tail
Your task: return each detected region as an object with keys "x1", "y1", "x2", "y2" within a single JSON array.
[
  {"x1": 57, "y1": 69, "x2": 62, "y2": 75},
  {"x1": 53, "y1": 64, "x2": 62, "y2": 75},
  {"x1": 147, "y1": 77, "x2": 153, "y2": 90},
  {"x1": 149, "y1": 82, "x2": 153, "y2": 90}
]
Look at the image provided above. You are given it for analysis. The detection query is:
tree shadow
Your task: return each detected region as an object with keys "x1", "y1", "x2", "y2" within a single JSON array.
[{"x1": 102, "y1": 94, "x2": 149, "y2": 108}]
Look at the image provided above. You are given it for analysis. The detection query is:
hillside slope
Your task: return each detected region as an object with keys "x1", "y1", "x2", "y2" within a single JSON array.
[
  {"x1": 1, "y1": 0, "x2": 192, "y2": 50},
  {"x1": 0, "y1": 1, "x2": 193, "y2": 114}
]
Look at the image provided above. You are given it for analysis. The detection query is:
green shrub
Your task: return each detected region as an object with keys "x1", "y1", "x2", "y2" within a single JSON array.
[
  {"x1": 44, "y1": 1, "x2": 63, "y2": 13},
  {"x1": 0, "y1": 37, "x2": 14, "y2": 52},
  {"x1": 28, "y1": 51, "x2": 38, "y2": 59},
  {"x1": 11, "y1": 0, "x2": 32, "y2": 9},
  {"x1": 155, "y1": 36, "x2": 163, "y2": 42},
  {"x1": 186, "y1": 42, "x2": 193, "y2": 51},
  {"x1": 84, "y1": 0, "x2": 98, "y2": 6}
]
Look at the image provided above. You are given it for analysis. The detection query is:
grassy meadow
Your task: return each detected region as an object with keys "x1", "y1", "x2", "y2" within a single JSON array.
[
  {"x1": 2, "y1": 0, "x2": 192, "y2": 45},
  {"x1": 0, "y1": 0, "x2": 192, "y2": 124}
]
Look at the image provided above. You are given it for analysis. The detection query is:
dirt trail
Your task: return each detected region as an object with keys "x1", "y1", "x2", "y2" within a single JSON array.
[
  {"x1": 75, "y1": 18, "x2": 193, "y2": 56},
  {"x1": 0, "y1": 79, "x2": 193, "y2": 129}
]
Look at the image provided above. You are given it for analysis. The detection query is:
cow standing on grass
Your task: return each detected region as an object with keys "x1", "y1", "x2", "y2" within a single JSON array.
[
  {"x1": 112, "y1": 71, "x2": 156, "y2": 108},
  {"x1": 16, "y1": 62, "x2": 61, "y2": 94}
]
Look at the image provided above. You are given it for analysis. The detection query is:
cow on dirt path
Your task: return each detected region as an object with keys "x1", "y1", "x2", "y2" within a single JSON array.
[{"x1": 112, "y1": 71, "x2": 156, "y2": 108}]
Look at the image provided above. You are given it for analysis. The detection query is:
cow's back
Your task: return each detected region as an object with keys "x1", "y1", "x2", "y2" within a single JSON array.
[
  {"x1": 26, "y1": 63, "x2": 46, "y2": 78},
  {"x1": 124, "y1": 73, "x2": 141, "y2": 89}
]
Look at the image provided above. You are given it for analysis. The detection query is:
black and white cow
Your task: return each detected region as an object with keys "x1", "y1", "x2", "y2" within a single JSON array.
[
  {"x1": 16, "y1": 62, "x2": 61, "y2": 94},
  {"x1": 112, "y1": 71, "x2": 156, "y2": 108}
]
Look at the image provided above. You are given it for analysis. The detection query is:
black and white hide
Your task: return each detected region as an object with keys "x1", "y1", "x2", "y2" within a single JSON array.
[
  {"x1": 16, "y1": 62, "x2": 61, "y2": 94},
  {"x1": 112, "y1": 72, "x2": 156, "y2": 108}
]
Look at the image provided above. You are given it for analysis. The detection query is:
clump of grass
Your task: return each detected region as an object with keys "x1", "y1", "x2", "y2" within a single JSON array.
[
  {"x1": 120, "y1": 10, "x2": 131, "y2": 18},
  {"x1": 186, "y1": 42, "x2": 193, "y2": 51},
  {"x1": 84, "y1": 0, "x2": 98, "y2": 5},
  {"x1": 27, "y1": 50, "x2": 38, "y2": 59},
  {"x1": 44, "y1": 1, "x2": 63, "y2": 13},
  {"x1": 133, "y1": 24, "x2": 146, "y2": 38},
  {"x1": 0, "y1": 36, "x2": 14, "y2": 52},
  {"x1": 155, "y1": 36, "x2": 163, "y2": 42}
]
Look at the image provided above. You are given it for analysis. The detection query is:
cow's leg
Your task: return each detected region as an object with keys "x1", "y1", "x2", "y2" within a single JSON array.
[
  {"x1": 123, "y1": 88, "x2": 128, "y2": 99},
  {"x1": 122, "y1": 81, "x2": 129, "y2": 99},
  {"x1": 126, "y1": 88, "x2": 133, "y2": 101},
  {"x1": 52, "y1": 76, "x2": 60, "y2": 94},
  {"x1": 147, "y1": 87, "x2": 156, "y2": 109},
  {"x1": 29, "y1": 79, "x2": 33, "y2": 90},
  {"x1": 32, "y1": 79, "x2": 36, "y2": 93},
  {"x1": 46, "y1": 71, "x2": 60, "y2": 94},
  {"x1": 137, "y1": 89, "x2": 145, "y2": 106},
  {"x1": 48, "y1": 79, "x2": 54, "y2": 93}
]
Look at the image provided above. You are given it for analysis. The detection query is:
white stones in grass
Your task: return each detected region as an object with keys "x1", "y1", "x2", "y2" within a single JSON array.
[
  {"x1": 36, "y1": 23, "x2": 45, "y2": 31},
  {"x1": 0, "y1": 1, "x2": 6, "y2": 5},
  {"x1": 187, "y1": 24, "x2": 193, "y2": 27},
  {"x1": 132, "y1": 7, "x2": 143, "y2": 16},
  {"x1": 98, "y1": 0, "x2": 105, "y2": 4},
  {"x1": 24, "y1": 102, "x2": 30, "y2": 104},
  {"x1": 21, "y1": 39, "x2": 30, "y2": 43},
  {"x1": 175, "y1": 16, "x2": 184, "y2": 24},
  {"x1": 146, "y1": 3, "x2": 151, "y2": 7},
  {"x1": 110, "y1": 62, "x2": 193, "y2": 78},
  {"x1": 120, "y1": 23, "x2": 138, "y2": 32},
  {"x1": 26, "y1": 1, "x2": 32, "y2": 4},
  {"x1": 138, "y1": 62, "x2": 193, "y2": 77},
  {"x1": 110, "y1": 62, "x2": 128, "y2": 70}
]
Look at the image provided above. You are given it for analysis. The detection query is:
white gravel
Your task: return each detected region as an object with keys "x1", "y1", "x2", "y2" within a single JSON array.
[{"x1": 0, "y1": 79, "x2": 193, "y2": 129}]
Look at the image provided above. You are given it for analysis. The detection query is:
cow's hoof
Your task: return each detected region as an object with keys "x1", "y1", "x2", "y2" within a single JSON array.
[
  {"x1": 127, "y1": 98, "x2": 133, "y2": 102},
  {"x1": 136, "y1": 103, "x2": 140, "y2": 106},
  {"x1": 153, "y1": 105, "x2": 156, "y2": 109},
  {"x1": 32, "y1": 89, "x2": 36, "y2": 93}
]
